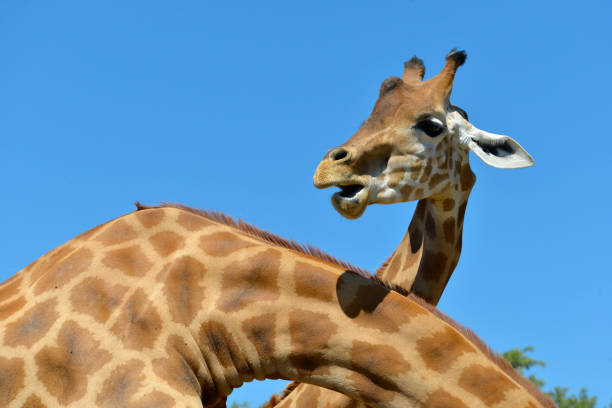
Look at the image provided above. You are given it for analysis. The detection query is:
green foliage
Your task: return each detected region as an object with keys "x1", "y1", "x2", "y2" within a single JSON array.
[
  {"x1": 502, "y1": 347, "x2": 611, "y2": 408},
  {"x1": 548, "y1": 387, "x2": 599, "y2": 408},
  {"x1": 502, "y1": 346, "x2": 546, "y2": 388}
]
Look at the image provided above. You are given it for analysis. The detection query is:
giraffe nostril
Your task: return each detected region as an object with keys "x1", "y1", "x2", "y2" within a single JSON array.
[{"x1": 329, "y1": 148, "x2": 350, "y2": 163}]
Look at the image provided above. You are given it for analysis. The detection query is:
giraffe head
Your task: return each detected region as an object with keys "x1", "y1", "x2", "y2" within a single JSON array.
[{"x1": 313, "y1": 50, "x2": 534, "y2": 218}]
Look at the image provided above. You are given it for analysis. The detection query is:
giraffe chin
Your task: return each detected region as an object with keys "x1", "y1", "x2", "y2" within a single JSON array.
[{"x1": 331, "y1": 185, "x2": 369, "y2": 219}]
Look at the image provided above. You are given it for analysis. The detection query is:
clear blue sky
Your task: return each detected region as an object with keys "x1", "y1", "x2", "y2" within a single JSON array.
[{"x1": 1, "y1": 1, "x2": 610, "y2": 406}]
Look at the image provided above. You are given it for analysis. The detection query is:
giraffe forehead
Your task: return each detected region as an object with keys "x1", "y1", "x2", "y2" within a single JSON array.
[{"x1": 344, "y1": 86, "x2": 440, "y2": 148}]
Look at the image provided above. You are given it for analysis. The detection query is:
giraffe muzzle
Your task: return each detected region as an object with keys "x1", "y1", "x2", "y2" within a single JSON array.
[
  {"x1": 313, "y1": 154, "x2": 372, "y2": 219},
  {"x1": 331, "y1": 182, "x2": 369, "y2": 219}
]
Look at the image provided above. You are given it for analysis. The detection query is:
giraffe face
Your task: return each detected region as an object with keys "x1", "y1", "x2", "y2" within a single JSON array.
[
  {"x1": 313, "y1": 52, "x2": 534, "y2": 219},
  {"x1": 313, "y1": 79, "x2": 463, "y2": 218}
]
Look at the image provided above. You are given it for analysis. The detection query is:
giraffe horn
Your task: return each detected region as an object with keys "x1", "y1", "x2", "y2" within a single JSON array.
[
  {"x1": 426, "y1": 49, "x2": 467, "y2": 104},
  {"x1": 401, "y1": 56, "x2": 425, "y2": 83}
]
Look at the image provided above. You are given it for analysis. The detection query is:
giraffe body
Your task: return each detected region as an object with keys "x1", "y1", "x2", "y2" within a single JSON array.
[
  {"x1": 269, "y1": 51, "x2": 536, "y2": 407},
  {"x1": 0, "y1": 205, "x2": 552, "y2": 407}
]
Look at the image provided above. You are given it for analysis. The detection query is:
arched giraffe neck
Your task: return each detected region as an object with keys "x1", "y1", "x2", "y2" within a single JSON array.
[
  {"x1": 0, "y1": 205, "x2": 553, "y2": 408},
  {"x1": 377, "y1": 170, "x2": 475, "y2": 305}
]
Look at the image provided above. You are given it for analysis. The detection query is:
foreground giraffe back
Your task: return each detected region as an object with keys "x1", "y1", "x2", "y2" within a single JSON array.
[{"x1": 0, "y1": 205, "x2": 553, "y2": 407}]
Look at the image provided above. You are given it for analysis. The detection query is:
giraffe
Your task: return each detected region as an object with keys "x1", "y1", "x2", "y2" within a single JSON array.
[
  {"x1": 0, "y1": 204, "x2": 554, "y2": 407},
  {"x1": 266, "y1": 50, "x2": 535, "y2": 407}
]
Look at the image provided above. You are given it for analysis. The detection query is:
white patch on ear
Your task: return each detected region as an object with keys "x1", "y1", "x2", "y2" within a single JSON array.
[{"x1": 447, "y1": 111, "x2": 534, "y2": 169}]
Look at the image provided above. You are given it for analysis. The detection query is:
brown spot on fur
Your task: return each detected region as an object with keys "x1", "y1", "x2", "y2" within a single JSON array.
[
  {"x1": 460, "y1": 164, "x2": 475, "y2": 191},
  {"x1": 424, "y1": 388, "x2": 468, "y2": 408},
  {"x1": 149, "y1": 231, "x2": 186, "y2": 258},
  {"x1": 199, "y1": 231, "x2": 256, "y2": 257},
  {"x1": 387, "y1": 171, "x2": 404, "y2": 189},
  {"x1": 152, "y1": 335, "x2": 203, "y2": 397},
  {"x1": 455, "y1": 230, "x2": 463, "y2": 253},
  {"x1": 351, "y1": 339, "x2": 410, "y2": 377},
  {"x1": 97, "y1": 360, "x2": 144, "y2": 407},
  {"x1": 177, "y1": 211, "x2": 213, "y2": 231},
  {"x1": 414, "y1": 199, "x2": 427, "y2": 221},
  {"x1": 448, "y1": 255, "x2": 460, "y2": 277},
  {"x1": 458, "y1": 364, "x2": 519, "y2": 405},
  {"x1": 135, "y1": 208, "x2": 165, "y2": 228},
  {"x1": 457, "y1": 201, "x2": 467, "y2": 228},
  {"x1": 346, "y1": 371, "x2": 395, "y2": 404},
  {"x1": 288, "y1": 310, "x2": 338, "y2": 373},
  {"x1": 35, "y1": 321, "x2": 111, "y2": 405},
  {"x1": 408, "y1": 224, "x2": 423, "y2": 256},
  {"x1": 412, "y1": 187, "x2": 424, "y2": 198},
  {"x1": 428, "y1": 173, "x2": 446, "y2": 189},
  {"x1": 416, "y1": 326, "x2": 476, "y2": 372},
  {"x1": 242, "y1": 314, "x2": 277, "y2": 364},
  {"x1": 70, "y1": 277, "x2": 129, "y2": 323},
  {"x1": 442, "y1": 198, "x2": 455, "y2": 212},
  {"x1": 217, "y1": 249, "x2": 281, "y2": 313},
  {"x1": 420, "y1": 163, "x2": 433, "y2": 181},
  {"x1": 28, "y1": 246, "x2": 75, "y2": 286},
  {"x1": 0, "y1": 357, "x2": 24, "y2": 407},
  {"x1": 454, "y1": 159, "x2": 461, "y2": 173},
  {"x1": 23, "y1": 394, "x2": 46, "y2": 408},
  {"x1": 4, "y1": 298, "x2": 58, "y2": 347},
  {"x1": 0, "y1": 274, "x2": 23, "y2": 300},
  {"x1": 34, "y1": 248, "x2": 93, "y2": 294},
  {"x1": 198, "y1": 320, "x2": 252, "y2": 384},
  {"x1": 419, "y1": 250, "x2": 448, "y2": 284},
  {"x1": 96, "y1": 359, "x2": 174, "y2": 408},
  {"x1": 0, "y1": 297, "x2": 26, "y2": 321},
  {"x1": 443, "y1": 217, "x2": 456, "y2": 245},
  {"x1": 437, "y1": 155, "x2": 450, "y2": 170},
  {"x1": 110, "y1": 289, "x2": 162, "y2": 349},
  {"x1": 159, "y1": 256, "x2": 207, "y2": 324},
  {"x1": 294, "y1": 262, "x2": 335, "y2": 302},
  {"x1": 95, "y1": 220, "x2": 137, "y2": 246},
  {"x1": 425, "y1": 211, "x2": 436, "y2": 239},
  {"x1": 336, "y1": 272, "x2": 424, "y2": 332},
  {"x1": 102, "y1": 245, "x2": 153, "y2": 277}
]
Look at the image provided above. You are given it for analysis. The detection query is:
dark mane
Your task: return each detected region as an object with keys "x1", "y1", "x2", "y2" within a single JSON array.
[
  {"x1": 135, "y1": 202, "x2": 555, "y2": 408},
  {"x1": 135, "y1": 202, "x2": 371, "y2": 277}
]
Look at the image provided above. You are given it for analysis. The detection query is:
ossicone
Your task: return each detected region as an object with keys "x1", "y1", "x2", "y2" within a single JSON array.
[
  {"x1": 402, "y1": 56, "x2": 425, "y2": 83},
  {"x1": 446, "y1": 49, "x2": 467, "y2": 67}
]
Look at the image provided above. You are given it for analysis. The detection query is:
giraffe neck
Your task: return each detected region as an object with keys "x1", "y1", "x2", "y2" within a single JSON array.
[
  {"x1": 0, "y1": 205, "x2": 552, "y2": 408},
  {"x1": 377, "y1": 171, "x2": 474, "y2": 305}
]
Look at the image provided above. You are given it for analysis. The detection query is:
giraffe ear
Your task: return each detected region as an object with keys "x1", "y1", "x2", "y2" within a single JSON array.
[
  {"x1": 467, "y1": 129, "x2": 534, "y2": 169},
  {"x1": 449, "y1": 112, "x2": 535, "y2": 169}
]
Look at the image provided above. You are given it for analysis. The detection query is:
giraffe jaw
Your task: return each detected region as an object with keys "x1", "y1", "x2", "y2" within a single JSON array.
[{"x1": 331, "y1": 183, "x2": 369, "y2": 219}]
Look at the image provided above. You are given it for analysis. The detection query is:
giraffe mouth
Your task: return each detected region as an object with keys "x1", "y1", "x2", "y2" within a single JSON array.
[
  {"x1": 336, "y1": 184, "x2": 364, "y2": 199},
  {"x1": 331, "y1": 183, "x2": 369, "y2": 219}
]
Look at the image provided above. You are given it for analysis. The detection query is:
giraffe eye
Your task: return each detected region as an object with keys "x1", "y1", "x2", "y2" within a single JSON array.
[{"x1": 415, "y1": 118, "x2": 445, "y2": 137}]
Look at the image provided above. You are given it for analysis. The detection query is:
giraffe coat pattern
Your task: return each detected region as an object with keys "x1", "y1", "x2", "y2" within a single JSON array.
[{"x1": 0, "y1": 205, "x2": 553, "y2": 408}]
